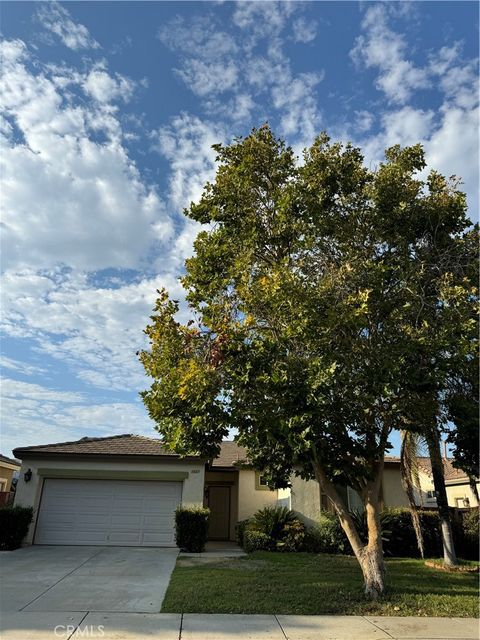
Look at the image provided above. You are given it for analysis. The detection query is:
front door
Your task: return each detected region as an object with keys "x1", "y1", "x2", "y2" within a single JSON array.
[{"x1": 207, "y1": 485, "x2": 230, "y2": 540}]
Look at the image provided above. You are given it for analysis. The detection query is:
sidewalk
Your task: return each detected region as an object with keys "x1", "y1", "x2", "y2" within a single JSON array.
[{"x1": 1, "y1": 613, "x2": 478, "y2": 639}]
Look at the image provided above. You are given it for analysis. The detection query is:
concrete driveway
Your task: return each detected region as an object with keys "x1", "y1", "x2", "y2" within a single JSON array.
[{"x1": 0, "y1": 545, "x2": 178, "y2": 615}]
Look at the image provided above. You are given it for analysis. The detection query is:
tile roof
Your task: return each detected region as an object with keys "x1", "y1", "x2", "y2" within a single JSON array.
[
  {"x1": 13, "y1": 434, "x2": 192, "y2": 459},
  {"x1": 13, "y1": 434, "x2": 247, "y2": 466},
  {"x1": 0, "y1": 454, "x2": 21, "y2": 467},
  {"x1": 417, "y1": 456, "x2": 470, "y2": 482},
  {"x1": 211, "y1": 441, "x2": 249, "y2": 467}
]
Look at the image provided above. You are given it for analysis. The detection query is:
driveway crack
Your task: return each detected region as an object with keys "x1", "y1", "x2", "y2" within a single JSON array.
[
  {"x1": 19, "y1": 548, "x2": 104, "y2": 611},
  {"x1": 67, "y1": 611, "x2": 89, "y2": 640}
]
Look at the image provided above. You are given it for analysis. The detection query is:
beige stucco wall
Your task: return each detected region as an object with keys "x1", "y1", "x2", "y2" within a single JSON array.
[
  {"x1": 289, "y1": 474, "x2": 321, "y2": 526},
  {"x1": 237, "y1": 469, "x2": 279, "y2": 521},
  {"x1": 14, "y1": 456, "x2": 205, "y2": 545},
  {"x1": 446, "y1": 482, "x2": 480, "y2": 508},
  {"x1": 382, "y1": 466, "x2": 409, "y2": 508},
  {"x1": 0, "y1": 463, "x2": 17, "y2": 491}
]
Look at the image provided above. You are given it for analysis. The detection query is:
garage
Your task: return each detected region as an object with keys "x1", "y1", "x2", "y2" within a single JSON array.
[
  {"x1": 35, "y1": 478, "x2": 182, "y2": 546},
  {"x1": 12, "y1": 434, "x2": 206, "y2": 547}
]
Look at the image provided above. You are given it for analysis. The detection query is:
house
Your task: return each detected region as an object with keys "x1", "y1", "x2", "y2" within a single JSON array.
[
  {"x1": 0, "y1": 453, "x2": 21, "y2": 492},
  {"x1": 13, "y1": 433, "x2": 415, "y2": 547},
  {"x1": 415, "y1": 457, "x2": 479, "y2": 509}
]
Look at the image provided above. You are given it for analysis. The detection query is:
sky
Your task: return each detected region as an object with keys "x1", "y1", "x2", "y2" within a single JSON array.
[{"x1": 1, "y1": 1, "x2": 478, "y2": 458}]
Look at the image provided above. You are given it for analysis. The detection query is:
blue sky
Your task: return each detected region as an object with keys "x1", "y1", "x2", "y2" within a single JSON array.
[{"x1": 1, "y1": 1, "x2": 478, "y2": 457}]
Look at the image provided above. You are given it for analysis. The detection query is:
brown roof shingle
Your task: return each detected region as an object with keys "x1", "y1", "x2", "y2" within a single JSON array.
[{"x1": 13, "y1": 434, "x2": 193, "y2": 459}]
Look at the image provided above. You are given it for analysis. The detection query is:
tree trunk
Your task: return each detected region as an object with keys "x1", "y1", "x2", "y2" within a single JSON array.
[
  {"x1": 312, "y1": 456, "x2": 386, "y2": 598},
  {"x1": 425, "y1": 430, "x2": 458, "y2": 566}
]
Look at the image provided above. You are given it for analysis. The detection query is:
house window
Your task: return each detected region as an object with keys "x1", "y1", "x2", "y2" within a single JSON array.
[
  {"x1": 426, "y1": 490, "x2": 437, "y2": 501},
  {"x1": 255, "y1": 471, "x2": 271, "y2": 491}
]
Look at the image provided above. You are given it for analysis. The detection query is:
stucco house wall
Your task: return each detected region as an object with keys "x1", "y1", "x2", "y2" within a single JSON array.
[
  {"x1": 237, "y1": 469, "x2": 279, "y2": 521},
  {"x1": 446, "y1": 481, "x2": 480, "y2": 508},
  {"x1": 14, "y1": 456, "x2": 205, "y2": 545},
  {"x1": 289, "y1": 474, "x2": 321, "y2": 527},
  {"x1": 381, "y1": 466, "x2": 409, "y2": 508},
  {"x1": 0, "y1": 466, "x2": 15, "y2": 491}
]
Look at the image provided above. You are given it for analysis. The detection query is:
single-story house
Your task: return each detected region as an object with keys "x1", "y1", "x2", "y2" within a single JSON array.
[
  {"x1": 11, "y1": 433, "x2": 451, "y2": 547},
  {"x1": 415, "y1": 457, "x2": 479, "y2": 509},
  {"x1": 0, "y1": 453, "x2": 21, "y2": 492}
]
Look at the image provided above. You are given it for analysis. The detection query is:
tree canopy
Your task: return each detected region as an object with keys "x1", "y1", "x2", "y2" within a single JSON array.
[{"x1": 140, "y1": 126, "x2": 478, "y2": 595}]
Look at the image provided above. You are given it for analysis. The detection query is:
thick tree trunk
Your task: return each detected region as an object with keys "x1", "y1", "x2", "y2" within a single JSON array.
[
  {"x1": 425, "y1": 430, "x2": 458, "y2": 566},
  {"x1": 313, "y1": 455, "x2": 386, "y2": 598}
]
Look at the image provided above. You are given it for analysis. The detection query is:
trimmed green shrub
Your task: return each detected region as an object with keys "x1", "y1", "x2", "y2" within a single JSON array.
[
  {"x1": 243, "y1": 530, "x2": 271, "y2": 552},
  {"x1": 174, "y1": 506, "x2": 210, "y2": 552},
  {"x1": 0, "y1": 505, "x2": 33, "y2": 550},
  {"x1": 235, "y1": 518, "x2": 251, "y2": 547},
  {"x1": 276, "y1": 520, "x2": 306, "y2": 551},
  {"x1": 250, "y1": 506, "x2": 297, "y2": 540},
  {"x1": 304, "y1": 512, "x2": 349, "y2": 554},
  {"x1": 457, "y1": 508, "x2": 479, "y2": 560}
]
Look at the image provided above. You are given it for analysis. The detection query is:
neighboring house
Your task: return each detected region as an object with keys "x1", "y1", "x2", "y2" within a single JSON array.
[
  {"x1": 0, "y1": 454, "x2": 21, "y2": 492},
  {"x1": 13, "y1": 434, "x2": 412, "y2": 547},
  {"x1": 415, "y1": 457, "x2": 479, "y2": 509}
]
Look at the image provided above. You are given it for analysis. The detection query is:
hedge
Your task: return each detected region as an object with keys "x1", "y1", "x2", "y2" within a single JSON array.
[
  {"x1": 0, "y1": 506, "x2": 34, "y2": 550},
  {"x1": 174, "y1": 506, "x2": 210, "y2": 552}
]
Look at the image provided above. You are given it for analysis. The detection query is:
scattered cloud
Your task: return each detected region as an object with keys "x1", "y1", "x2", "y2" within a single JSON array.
[
  {"x1": 1, "y1": 377, "x2": 155, "y2": 454},
  {"x1": 0, "y1": 39, "x2": 171, "y2": 272},
  {"x1": 36, "y1": 1, "x2": 100, "y2": 51},
  {"x1": 350, "y1": 4, "x2": 429, "y2": 104},
  {"x1": 292, "y1": 17, "x2": 317, "y2": 44}
]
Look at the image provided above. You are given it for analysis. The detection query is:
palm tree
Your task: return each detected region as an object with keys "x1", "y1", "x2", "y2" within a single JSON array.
[{"x1": 400, "y1": 431, "x2": 424, "y2": 557}]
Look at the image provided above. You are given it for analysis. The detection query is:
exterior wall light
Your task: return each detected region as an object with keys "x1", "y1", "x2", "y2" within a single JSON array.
[{"x1": 24, "y1": 469, "x2": 33, "y2": 483}]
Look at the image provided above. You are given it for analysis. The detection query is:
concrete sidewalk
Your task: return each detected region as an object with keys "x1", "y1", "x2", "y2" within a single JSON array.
[{"x1": 0, "y1": 613, "x2": 478, "y2": 639}]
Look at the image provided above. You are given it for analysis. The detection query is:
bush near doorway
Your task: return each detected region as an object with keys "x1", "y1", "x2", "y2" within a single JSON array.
[
  {"x1": 175, "y1": 506, "x2": 210, "y2": 552},
  {"x1": 0, "y1": 505, "x2": 33, "y2": 550}
]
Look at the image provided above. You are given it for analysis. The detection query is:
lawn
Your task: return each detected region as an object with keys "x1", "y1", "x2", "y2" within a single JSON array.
[{"x1": 161, "y1": 552, "x2": 479, "y2": 617}]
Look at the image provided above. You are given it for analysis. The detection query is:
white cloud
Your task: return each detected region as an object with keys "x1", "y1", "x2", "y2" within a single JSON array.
[
  {"x1": 0, "y1": 39, "x2": 171, "y2": 272},
  {"x1": 158, "y1": 8, "x2": 323, "y2": 145},
  {"x1": 1, "y1": 269, "x2": 185, "y2": 392},
  {"x1": 83, "y1": 66, "x2": 135, "y2": 103},
  {"x1": 292, "y1": 17, "x2": 317, "y2": 44},
  {"x1": 1, "y1": 357, "x2": 48, "y2": 377},
  {"x1": 350, "y1": 4, "x2": 429, "y2": 104},
  {"x1": 1, "y1": 377, "x2": 155, "y2": 456},
  {"x1": 36, "y1": 1, "x2": 100, "y2": 51}
]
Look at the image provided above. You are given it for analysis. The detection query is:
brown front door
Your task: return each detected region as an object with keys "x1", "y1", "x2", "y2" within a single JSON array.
[{"x1": 207, "y1": 486, "x2": 230, "y2": 540}]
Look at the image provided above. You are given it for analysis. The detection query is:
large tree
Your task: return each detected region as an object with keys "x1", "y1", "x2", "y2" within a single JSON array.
[{"x1": 140, "y1": 127, "x2": 476, "y2": 597}]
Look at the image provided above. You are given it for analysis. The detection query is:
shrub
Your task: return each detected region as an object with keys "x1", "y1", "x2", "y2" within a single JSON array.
[
  {"x1": 243, "y1": 530, "x2": 271, "y2": 552},
  {"x1": 250, "y1": 506, "x2": 297, "y2": 540},
  {"x1": 235, "y1": 518, "x2": 251, "y2": 547},
  {"x1": 174, "y1": 506, "x2": 210, "y2": 552},
  {"x1": 276, "y1": 520, "x2": 306, "y2": 552},
  {"x1": 304, "y1": 512, "x2": 349, "y2": 554},
  {"x1": 458, "y1": 508, "x2": 479, "y2": 560},
  {"x1": 0, "y1": 505, "x2": 33, "y2": 550}
]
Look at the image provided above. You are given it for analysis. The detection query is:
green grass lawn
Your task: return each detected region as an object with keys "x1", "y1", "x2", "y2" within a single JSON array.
[{"x1": 161, "y1": 552, "x2": 479, "y2": 617}]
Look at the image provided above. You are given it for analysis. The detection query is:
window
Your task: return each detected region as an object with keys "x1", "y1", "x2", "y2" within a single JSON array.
[
  {"x1": 255, "y1": 471, "x2": 271, "y2": 491},
  {"x1": 426, "y1": 490, "x2": 437, "y2": 501}
]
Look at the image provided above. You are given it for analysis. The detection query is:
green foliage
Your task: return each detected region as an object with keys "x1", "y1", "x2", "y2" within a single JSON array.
[
  {"x1": 140, "y1": 125, "x2": 477, "y2": 584},
  {"x1": 243, "y1": 530, "x2": 271, "y2": 552},
  {"x1": 235, "y1": 518, "x2": 251, "y2": 546},
  {"x1": 249, "y1": 506, "x2": 297, "y2": 540},
  {"x1": 174, "y1": 506, "x2": 210, "y2": 553},
  {"x1": 0, "y1": 506, "x2": 33, "y2": 550},
  {"x1": 276, "y1": 520, "x2": 306, "y2": 552},
  {"x1": 304, "y1": 512, "x2": 349, "y2": 554},
  {"x1": 454, "y1": 507, "x2": 480, "y2": 560}
]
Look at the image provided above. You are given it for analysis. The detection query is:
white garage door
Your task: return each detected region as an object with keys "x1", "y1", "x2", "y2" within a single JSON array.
[{"x1": 35, "y1": 478, "x2": 182, "y2": 546}]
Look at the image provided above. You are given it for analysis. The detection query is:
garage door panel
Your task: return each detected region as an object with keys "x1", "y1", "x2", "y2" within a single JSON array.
[{"x1": 35, "y1": 479, "x2": 182, "y2": 546}]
